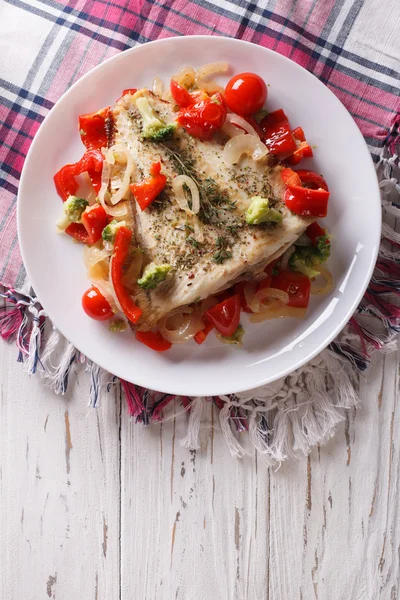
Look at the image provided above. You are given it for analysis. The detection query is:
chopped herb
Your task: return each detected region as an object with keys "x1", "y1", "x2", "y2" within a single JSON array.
[
  {"x1": 187, "y1": 236, "x2": 200, "y2": 249},
  {"x1": 212, "y1": 236, "x2": 232, "y2": 264}
]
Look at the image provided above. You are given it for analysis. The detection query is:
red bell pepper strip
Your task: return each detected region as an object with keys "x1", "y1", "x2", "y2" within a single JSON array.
[
  {"x1": 194, "y1": 320, "x2": 214, "y2": 345},
  {"x1": 54, "y1": 149, "x2": 104, "y2": 201},
  {"x1": 176, "y1": 93, "x2": 227, "y2": 140},
  {"x1": 292, "y1": 126, "x2": 306, "y2": 142},
  {"x1": 116, "y1": 88, "x2": 137, "y2": 102},
  {"x1": 205, "y1": 294, "x2": 241, "y2": 337},
  {"x1": 284, "y1": 186, "x2": 329, "y2": 218},
  {"x1": 295, "y1": 170, "x2": 329, "y2": 191},
  {"x1": 130, "y1": 161, "x2": 167, "y2": 211},
  {"x1": 280, "y1": 167, "x2": 302, "y2": 187},
  {"x1": 79, "y1": 107, "x2": 109, "y2": 150},
  {"x1": 286, "y1": 141, "x2": 314, "y2": 165},
  {"x1": 111, "y1": 227, "x2": 142, "y2": 323},
  {"x1": 260, "y1": 109, "x2": 297, "y2": 155},
  {"x1": 65, "y1": 204, "x2": 108, "y2": 245},
  {"x1": 170, "y1": 79, "x2": 194, "y2": 108},
  {"x1": 306, "y1": 222, "x2": 329, "y2": 246},
  {"x1": 135, "y1": 330, "x2": 172, "y2": 351},
  {"x1": 270, "y1": 270, "x2": 311, "y2": 308}
]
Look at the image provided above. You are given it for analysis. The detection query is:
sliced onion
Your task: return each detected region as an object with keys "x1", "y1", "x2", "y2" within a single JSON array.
[
  {"x1": 108, "y1": 146, "x2": 135, "y2": 205},
  {"x1": 75, "y1": 172, "x2": 97, "y2": 205},
  {"x1": 121, "y1": 249, "x2": 143, "y2": 293},
  {"x1": 244, "y1": 281, "x2": 258, "y2": 309},
  {"x1": 294, "y1": 232, "x2": 312, "y2": 247},
  {"x1": 250, "y1": 288, "x2": 289, "y2": 313},
  {"x1": 172, "y1": 66, "x2": 196, "y2": 88},
  {"x1": 222, "y1": 113, "x2": 260, "y2": 138},
  {"x1": 152, "y1": 76, "x2": 164, "y2": 96},
  {"x1": 311, "y1": 266, "x2": 333, "y2": 295},
  {"x1": 172, "y1": 175, "x2": 200, "y2": 215},
  {"x1": 195, "y1": 62, "x2": 229, "y2": 92},
  {"x1": 93, "y1": 280, "x2": 119, "y2": 313},
  {"x1": 223, "y1": 134, "x2": 268, "y2": 165},
  {"x1": 249, "y1": 306, "x2": 307, "y2": 322},
  {"x1": 280, "y1": 246, "x2": 296, "y2": 271},
  {"x1": 98, "y1": 161, "x2": 128, "y2": 217},
  {"x1": 159, "y1": 307, "x2": 203, "y2": 344}
]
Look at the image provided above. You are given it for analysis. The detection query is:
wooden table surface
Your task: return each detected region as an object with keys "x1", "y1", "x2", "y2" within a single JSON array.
[{"x1": 1, "y1": 322, "x2": 399, "y2": 599}]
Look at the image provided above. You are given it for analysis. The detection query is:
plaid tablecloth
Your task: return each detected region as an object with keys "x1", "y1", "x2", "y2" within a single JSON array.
[{"x1": 0, "y1": 0, "x2": 399, "y2": 458}]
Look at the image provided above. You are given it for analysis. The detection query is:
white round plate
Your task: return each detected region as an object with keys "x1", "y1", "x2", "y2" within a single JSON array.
[{"x1": 18, "y1": 36, "x2": 381, "y2": 397}]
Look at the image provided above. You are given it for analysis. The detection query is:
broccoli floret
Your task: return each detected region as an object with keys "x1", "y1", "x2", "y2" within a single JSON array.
[
  {"x1": 102, "y1": 220, "x2": 127, "y2": 243},
  {"x1": 245, "y1": 196, "x2": 283, "y2": 225},
  {"x1": 137, "y1": 263, "x2": 172, "y2": 290},
  {"x1": 136, "y1": 96, "x2": 176, "y2": 141},
  {"x1": 109, "y1": 319, "x2": 127, "y2": 332},
  {"x1": 316, "y1": 234, "x2": 331, "y2": 262},
  {"x1": 57, "y1": 196, "x2": 88, "y2": 231},
  {"x1": 289, "y1": 242, "x2": 331, "y2": 278},
  {"x1": 217, "y1": 324, "x2": 245, "y2": 347}
]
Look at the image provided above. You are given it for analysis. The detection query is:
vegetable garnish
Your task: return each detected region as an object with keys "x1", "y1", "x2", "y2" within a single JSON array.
[
  {"x1": 205, "y1": 294, "x2": 241, "y2": 337},
  {"x1": 60, "y1": 202, "x2": 107, "y2": 245},
  {"x1": 130, "y1": 161, "x2": 167, "y2": 211},
  {"x1": 270, "y1": 271, "x2": 311, "y2": 309},
  {"x1": 260, "y1": 109, "x2": 297, "y2": 156},
  {"x1": 135, "y1": 330, "x2": 172, "y2": 352},
  {"x1": 82, "y1": 286, "x2": 113, "y2": 321},
  {"x1": 54, "y1": 149, "x2": 104, "y2": 201},
  {"x1": 111, "y1": 227, "x2": 142, "y2": 323},
  {"x1": 194, "y1": 320, "x2": 214, "y2": 345},
  {"x1": 281, "y1": 169, "x2": 330, "y2": 218},
  {"x1": 176, "y1": 93, "x2": 227, "y2": 140},
  {"x1": 224, "y1": 72, "x2": 267, "y2": 116},
  {"x1": 79, "y1": 107, "x2": 109, "y2": 150},
  {"x1": 170, "y1": 79, "x2": 194, "y2": 108}
]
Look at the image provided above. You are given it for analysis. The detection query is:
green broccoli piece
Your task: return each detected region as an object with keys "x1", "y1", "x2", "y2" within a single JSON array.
[
  {"x1": 137, "y1": 263, "x2": 172, "y2": 290},
  {"x1": 109, "y1": 319, "x2": 127, "y2": 332},
  {"x1": 56, "y1": 196, "x2": 88, "y2": 231},
  {"x1": 136, "y1": 96, "x2": 176, "y2": 141},
  {"x1": 289, "y1": 242, "x2": 331, "y2": 278},
  {"x1": 102, "y1": 220, "x2": 127, "y2": 243},
  {"x1": 245, "y1": 196, "x2": 283, "y2": 225},
  {"x1": 316, "y1": 234, "x2": 331, "y2": 262},
  {"x1": 217, "y1": 324, "x2": 245, "y2": 347}
]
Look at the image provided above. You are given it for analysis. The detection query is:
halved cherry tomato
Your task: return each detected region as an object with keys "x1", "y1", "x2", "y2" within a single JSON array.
[
  {"x1": 292, "y1": 126, "x2": 306, "y2": 142},
  {"x1": 130, "y1": 161, "x2": 167, "y2": 211},
  {"x1": 54, "y1": 149, "x2": 104, "y2": 201},
  {"x1": 270, "y1": 271, "x2": 311, "y2": 308},
  {"x1": 82, "y1": 286, "x2": 113, "y2": 321},
  {"x1": 260, "y1": 110, "x2": 296, "y2": 155},
  {"x1": 135, "y1": 330, "x2": 172, "y2": 352},
  {"x1": 79, "y1": 107, "x2": 109, "y2": 150},
  {"x1": 295, "y1": 170, "x2": 329, "y2": 191},
  {"x1": 111, "y1": 227, "x2": 142, "y2": 323},
  {"x1": 205, "y1": 294, "x2": 241, "y2": 337},
  {"x1": 286, "y1": 141, "x2": 313, "y2": 165},
  {"x1": 170, "y1": 79, "x2": 194, "y2": 108},
  {"x1": 306, "y1": 222, "x2": 329, "y2": 246},
  {"x1": 280, "y1": 167, "x2": 301, "y2": 187},
  {"x1": 224, "y1": 72, "x2": 267, "y2": 116},
  {"x1": 284, "y1": 187, "x2": 329, "y2": 218},
  {"x1": 65, "y1": 204, "x2": 108, "y2": 245},
  {"x1": 177, "y1": 94, "x2": 227, "y2": 140},
  {"x1": 194, "y1": 320, "x2": 214, "y2": 345}
]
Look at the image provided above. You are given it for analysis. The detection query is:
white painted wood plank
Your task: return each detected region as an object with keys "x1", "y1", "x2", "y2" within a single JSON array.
[{"x1": 0, "y1": 330, "x2": 121, "y2": 599}]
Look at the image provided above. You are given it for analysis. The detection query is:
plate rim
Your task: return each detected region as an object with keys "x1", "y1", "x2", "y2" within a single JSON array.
[{"x1": 17, "y1": 35, "x2": 382, "y2": 396}]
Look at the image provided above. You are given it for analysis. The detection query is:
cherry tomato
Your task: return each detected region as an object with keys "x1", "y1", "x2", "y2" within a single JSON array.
[
  {"x1": 270, "y1": 271, "x2": 311, "y2": 308},
  {"x1": 135, "y1": 330, "x2": 172, "y2": 352},
  {"x1": 205, "y1": 294, "x2": 241, "y2": 337},
  {"x1": 82, "y1": 286, "x2": 113, "y2": 321},
  {"x1": 224, "y1": 72, "x2": 267, "y2": 116}
]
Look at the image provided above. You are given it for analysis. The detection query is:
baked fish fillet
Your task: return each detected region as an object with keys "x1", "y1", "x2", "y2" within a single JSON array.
[{"x1": 110, "y1": 90, "x2": 314, "y2": 330}]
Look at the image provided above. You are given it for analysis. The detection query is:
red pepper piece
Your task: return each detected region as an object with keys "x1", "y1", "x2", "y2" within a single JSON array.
[
  {"x1": 296, "y1": 170, "x2": 329, "y2": 191},
  {"x1": 79, "y1": 107, "x2": 109, "y2": 150},
  {"x1": 280, "y1": 167, "x2": 302, "y2": 187},
  {"x1": 54, "y1": 149, "x2": 104, "y2": 201},
  {"x1": 260, "y1": 109, "x2": 296, "y2": 155},
  {"x1": 130, "y1": 161, "x2": 167, "y2": 211},
  {"x1": 116, "y1": 88, "x2": 137, "y2": 102},
  {"x1": 111, "y1": 227, "x2": 142, "y2": 323},
  {"x1": 135, "y1": 330, "x2": 172, "y2": 351},
  {"x1": 262, "y1": 109, "x2": 288, "y2": 126},
  {"x1": 271, "y1": 271, "x2": 311, "y2": 308},
  {"x1": 65, "y1": 222, "x2": 88, "y2": 242},
  {"x1": 284, "y1": 186, "x2": 329, "y2": 218},
  {"x1": 292, "y1": 126, "x2": 306, "y2": 142},
  {"x1": 205, "y1": 294, "x2": 241, "y2": 337},
  {"x1": 306, "y1": 222, "x2": 329, "y2": 246},
  {"x1": 170, "y1": 79, "x2": 194, "y2": 108},
  {"x1": 176, "y1": 94, "x2": 227, "y2": 140},
  {"x1": 194, "y1": 320, "x2": 214, "y2": 345},
  {"x1": 65, "y1": 204, "x2": 108, "y2": 245},
  {"x1": 286, "y1": 141, "x2": 314, "y2": 165}
]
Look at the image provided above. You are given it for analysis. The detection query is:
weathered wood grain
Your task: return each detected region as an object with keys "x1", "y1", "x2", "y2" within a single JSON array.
[{"x1": 0, "y1": 295, "x2": 399, "y2": 600}]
